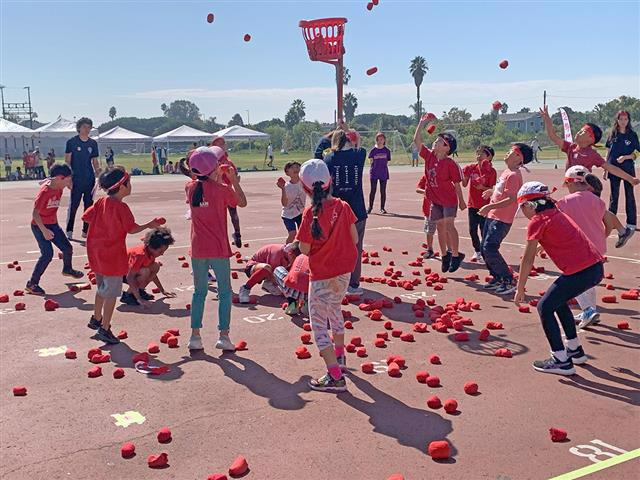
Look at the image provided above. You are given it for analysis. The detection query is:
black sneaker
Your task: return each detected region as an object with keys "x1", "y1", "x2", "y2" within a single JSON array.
[
  {"x1": 495, "y1": 281, "x2": 517, "y2": 295},
  {"x1": 380, "y1": 209, "x2": 388, "y2": 215},
  {"x1": 25, "y1": 281, "x2": 46, "y2": 296},
  {"x1": 337, "y1": 355, "x2": 348, "y2": 372},
  {"x1": 139, "y1": 289, "x2": 154, "y2": 301},
  {"x1": 483, "y1": 278, "x2": 500, "y2": 290},
  {"x1": 441, "y1": 252, "x2": 452, "y2": 273},
  {"x1": 532, "y1": 355, "x2": 575, "y2": 376},
  {"x1": 95, "y1": 326, "x2": 121, "y2": 345},
  {"x1": 120, "y1": 291, "x2": 140, "y2": 306},
  {"x1": 422, "y1": 249, "x2": 435, "y2": 259},
  {"x1": 448, "y1": 252, "x2": 465, "y2": 273},
  {"x1": 232, "y1": 232, "x2": 242, "y2": 248},
  {"x1": 615, "y1": 227, "x2": 634, "y2": 248},
  {"x1": 87, "y1": 315, "x2": 102, "y2": 330},
  {"x1": 566, "y1": 345, "x2": 588, "y2": 365},
  {"x1": 62, "y1": 268, "x2": 84, "y2": 279},
  {"x1": 366, "y1": 207, "x2": 373, "y2": 214},
  {"x1": 309, "y1": 373, "x2": 347, "y2": 393}
]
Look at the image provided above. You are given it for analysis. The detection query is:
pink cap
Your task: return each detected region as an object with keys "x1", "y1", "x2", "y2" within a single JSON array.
[{"x1": 189, "y1": 146, "x2": 224, "y2": 176}]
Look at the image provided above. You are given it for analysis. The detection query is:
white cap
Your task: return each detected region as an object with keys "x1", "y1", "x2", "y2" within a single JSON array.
[
  {"x1": 517, "y1": 181, "x2": 551, "y2": 204},
  {"x1": 565, "y1": 165, "x2": 589, "y2": 183},
  {"x1": 300, "y1": 159, "x2": 331, "y2": 192}
]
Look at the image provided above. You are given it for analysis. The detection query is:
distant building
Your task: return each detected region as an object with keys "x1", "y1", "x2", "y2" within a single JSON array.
[{"x1": 498, "y1": 112, "x2": 544, "y2": 133}]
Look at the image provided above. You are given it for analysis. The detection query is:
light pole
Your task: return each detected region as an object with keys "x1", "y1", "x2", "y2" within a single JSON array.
[
  {"x1": 0, "y1": 85, "x2": 5, "y2": 118},
  {"x1": 245, "y1": 109, "x2": 250, "y2": 126},
  {"x1": 23, "y1": 86, "x2": 33, "y2": 129}
]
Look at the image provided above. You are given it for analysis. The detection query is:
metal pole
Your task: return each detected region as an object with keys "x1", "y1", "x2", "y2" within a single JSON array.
[
  {"x1": 0, "y1": 85, "x2": 5, "y2": 118},
  {"x1": 245, "y1": 109, "x2": 250, "y2": 126},
  {"x1": 336, "y1": 58, "x2": 344, "y2": 124},
  {"x1": 543, "y1": 90, "x2": 547, "y2": 108},
  {"x1": 24, "y1": 86, "x2": 33, "y2": 129}
]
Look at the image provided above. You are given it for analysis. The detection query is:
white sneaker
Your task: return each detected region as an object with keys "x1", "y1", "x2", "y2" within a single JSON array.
[
  {"x1": 66, "y1": 231, "x2": 73, "y2": 240},
  {"x1": 471, "y1": 251, "x2": 484, "y2": 263},
  {"x1": 347, "y1": 286, "x2": 364, "y2": 296},
  {"x1": 261, "y1": 281, "x2": 281, "y2": 295},
  {"x1": 578, "y1": 307, "x2": 600, "y2": 329},
  {"x1": 215, "y1": 335, "x2": 236, "y2": 351},
  {"x1": 238, "y1": 285, "x2": 251, "y2": 303},
  {"x1": 188, "y1": 335, "x2": 203, "y2": 350}
]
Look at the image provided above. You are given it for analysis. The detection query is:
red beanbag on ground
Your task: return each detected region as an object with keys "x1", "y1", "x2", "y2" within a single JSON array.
[
  {"x1": 486, "y1": 322, "x2": 503, "y2": 330},
  {"x1": 0, "y1": 294, "x2": 9, "y2": 302},
  {"x1": 148, "y1": 452, "x2": 168, "y2": 468},
  {"x1": 443, "y1": 398, "x2": 458, "y2": 413},
  {"x1": 15, "y1": 302, "x2": 26, "y2": 311},
  {"x1": 113, "y1": 368, "x2": 125, "y2": 379},
  {"x1": 464, "y1": 381, "x2": 478, "y2": 394},
  {"x1": 228, "y1": 455, "x2": 249, "y2": 477},
  {"x1": 117, "y1": 330, "x2": 128, "y2": 339},
  {"x1": 518, "y1": 305, "x2": 530, "y2": 313},
  {"x1": 478, "y1": 329, "x2": 490, "y2": 341},
  {"x1": 400, "y1": 333, "x2": 414, "y2": 342},
  {"x1": 344, "y1": 320, "x2": 353, "y2": 329},
  {"x1": 13, "y1": 290, "x2": 24, "y2": 296},
  {"x1": 235, "y1": 340, "x2": 247, "y2": 351},
  {"x1": 12, "y1": 386, "x2": 27, "y2": 396},
  {"x1": 384, "y1": 320, "x2": 393, "y2": 330},
  {"x1": 428, "y1": 440, "x2": 450, "y2": 459},
  {"x1": 429, "y1": 354, "x2": 441, "y2": 364},
  {"x1": 148, "y1": 343, "x2": 160, "y2": 354},
  {"x1": 602, "y1": 295, "x2": 617, "y2": 303},
  {"x1": 617, "y1": 321, "x2": 630, "y2": 330},
  {"x1": 356, "y1": 347, "x2": 368, "y2": 358},
  {"x1": 387, "y1": 362, "x2": 401, "y2": 377},
  {"x1": 621, "y1": 290, "x2": 639, "y2": 300},
  {"x1": 454, "y1": 332, "x2": 469, "y2": 342},
  {"x1": 426, "y1": 376, "x2": 440, "y2": 387},
  {"x1": 374, "y1": 338, "x2": 386, "y2": 348},
  {"x1": 65, "y1": 348, "x2": 77, "y2": 359},
  {"x1": 303, "y1": 323, "x2": 312, "y2": 331},
  {"x1": 88, "y1": 366, "x2": 102, "y2": 378},
  {"x1": 90, "y1": 353, "x2": 111, "y2": 364},
  {"x1": 295, "y1": 346, "x2": 311, "y2": 359},
  {"x1": 361, "y1": 362, "x2": 374, "y2": 373},
  {"x1": 87, "y1": 347, "x2": 102, "y2": 360},
  {"x1": 346, "y1": 344, "x2": 356, "y2": 353},
  {"x1": 426, "y1": 395, "x2": 441, "y2": 409},
  {"x1": 350, "y1": 336, "x2": 362, "y2": 347},
  {"x1": 157, "y1": 427, "x2": 172, "y2": 443},
  {"x1": 167, "y1": 336, "x2": 179, "y2": 348},
  {"x1": 416, "y1": 371, "x2": 429, "y2": 383},
  {"x1": 387, "y1": 475, "x2": 404, "y2": 480},
  {"x1": 301, "y1": 333, "x2": 312, "y2": 344},
  {"x1": 549, "y1": 427, "x2": 568, "y2": 442},
  {"x1": 495, "y1": 348, "x2": 513, "y2": 358},
  {"x1": 121, "y1": 442, "x2": 135, "y2": 458}
]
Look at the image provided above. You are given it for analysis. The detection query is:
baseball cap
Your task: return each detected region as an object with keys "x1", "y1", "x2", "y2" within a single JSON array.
[
  {"x1": 517, "y1": 181, "x2": 551, "y2": 205},
  {"x1": 300, "y1": 159, "x2": 331, "y2": 193},
  {"x1": 564, "y1": 165, "x2": 589, "y2": 183},
  {"x1": 189, "y1": 146, "x2": 223, "y2": 176},
  {"x1": 438, "y1": 133, "x2": 457, "y2": 155}
]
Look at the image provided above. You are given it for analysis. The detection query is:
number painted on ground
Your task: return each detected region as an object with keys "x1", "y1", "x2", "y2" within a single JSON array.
[
  {"x1": 174, "y1": 285, "x2": 195, "y2": 292},
  {"x1": 0, "y1": 308, "x2": 17, "y2": 315},
  {"x1": 400, "y1": 291, "x2": 436, "y2": 300},
  {"x1": 370, "y1": 360, "x2": 388, "y2": 374},
  {"x1": 242, "y1": 313, "x2": 284, "y2": 324},
  {"x1": 569, "y1": 439, "x2": 628, "y2": 464}
]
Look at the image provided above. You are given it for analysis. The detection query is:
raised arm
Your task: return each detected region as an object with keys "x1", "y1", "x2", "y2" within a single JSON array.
[{"x1": 413, "y1": 117, "x2": 427, "y2": 149}]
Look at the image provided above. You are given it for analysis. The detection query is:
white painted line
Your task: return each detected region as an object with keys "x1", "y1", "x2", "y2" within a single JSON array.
[{"x1": 26, "y1": 250, "x2": 39, "y2": 254}]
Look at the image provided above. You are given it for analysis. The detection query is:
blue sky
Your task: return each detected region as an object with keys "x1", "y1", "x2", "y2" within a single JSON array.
[{"x1": 1, "y1": 0, "x2": 639, "y2": 126}]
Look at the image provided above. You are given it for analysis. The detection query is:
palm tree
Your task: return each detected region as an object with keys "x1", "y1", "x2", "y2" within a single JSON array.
[
  {"x1": 160, "y1": 103, "x2": 168, "y2": 116},
  {"x1": 108, "y1": 106, "x2": 117, "y2": 120},
  {"x1": 409, "y1": 56, "x2": 428, "y2": 120},
  {"x1": 344, "y1": 93, "x2": 358, "y2": 123},
  {"x1": 500, "y1": 103, "x2": 509, "y2": 114},
  {"x1": 343, "y1": 67, "x2": 351, "y2": 86}
]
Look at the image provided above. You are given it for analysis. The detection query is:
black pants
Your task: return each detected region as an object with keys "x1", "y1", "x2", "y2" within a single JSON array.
[
  {"x1": 228, "y1": 207, "x2": 240, "y2": 235},
  {"x1": 30, "y1": 223, "x2": 73, "y2": 285},
  {"x1": 66, "y1": 181, "x2": 94, "y2": 234},
  {"x1": 369, "y1": 178, "x2": 387, "y2": 210},
  {"x1": 538, "y1": 262, "x2": 604, "y2": 352},
  {"x1": 468, "y1": 207, "x2": 486, "y2": 253},
  {"x1": 609, "y1": 173, "x2": 637, "y2": 227}
]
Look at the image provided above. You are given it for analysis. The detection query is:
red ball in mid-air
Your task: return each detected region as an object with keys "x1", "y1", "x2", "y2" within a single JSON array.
[
  {"x1": 244, "y1": 34, "x2": 251, "y2": 42},
  {"x1": 499, "y1": 59, "x2": 509, "y2": 69},
  {"x1": 492, "y1": 100, "x2": 503, "y2": 111},
  {"x1": 366, "y1": 66, "x2": 378, "y2": 76},
  {"x1": 366, "y1": 2, "x2": 374, "y2": 11},
  {"x1": 206, "y1": 13, "x2": 214, "y2": 24}
]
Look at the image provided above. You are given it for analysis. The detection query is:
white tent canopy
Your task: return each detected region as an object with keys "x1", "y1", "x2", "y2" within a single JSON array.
[
  {"x1": 35, "y1": 116, "x2": 98, "y2": 138},
  {"x1": 153, "y1": 125, "x2": 213, "y2": 142},
  {"x1": 98, "y1": 126, "x2": 151, "y2": 142},
  {"x1": 0, "y1": 118, "x2": 36, "y2": 138},
  {"x1": 212, "y1": 125, "x2": 270, "y2": 141}
]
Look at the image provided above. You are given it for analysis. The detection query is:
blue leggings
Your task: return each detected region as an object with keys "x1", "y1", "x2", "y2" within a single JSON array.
[{"x1": 190, "y1": 257, "x2": 232, "y2": 331}]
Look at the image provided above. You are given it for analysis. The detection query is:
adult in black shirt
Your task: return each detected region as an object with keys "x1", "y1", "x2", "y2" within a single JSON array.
[
  {"x1": 605, "y1": 110, "x2": 639, "y2": 231},
  {"x1": 318, "y1": 128, "x2": 368, "y2": 296},
  {"x1": 65, "y1": 117, "x2": 100, "y2": 239}
]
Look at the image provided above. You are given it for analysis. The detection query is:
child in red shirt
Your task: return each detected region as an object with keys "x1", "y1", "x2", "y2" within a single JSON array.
[
  {"x1": 515, "y1": 181, "x2": 604, "y2": 376},
  {"x1": 273, "y1": 253, "x2": 310, "y2": 316},
  {"x1": 82, "y1": 167, "x2": 160, "y2": 344},
  {"x1": 297, "y1": 159, "x2": 358, "y2": 393},
  {"x1": 413, "y1": 116, "x2": 466, "y2": 273},
  {"x1": 26, "y1": 164, "x2": 84, "y2": 295},
  {"x1": 462, "y1": 145, "x2": 497, "y2": 262},
  {"x1": 185, "y1": 147, "x2": 247, "y2": 352},
  {"x1": 238, "y1": 242, "x2": 300, "y2": 303},
  {"x1": 121, "y1": 227, "x2": 176, "y2": 306},
  {"x1": 416, "y1": 175, "x2": 436, "y2": 258},
  {"x1": 211, "y1": 136, "x2": 243, "y2": 248}
]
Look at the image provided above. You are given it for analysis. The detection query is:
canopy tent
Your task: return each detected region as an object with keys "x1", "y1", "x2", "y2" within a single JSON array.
[
  {"x1": 0, "y1": 118, "x2": 36, "y2": 138},
  {"x1": 212, "y1": 125, "x2": 270, "y2": 141},
  {"x1": 35, "y1": 116, "x2": 98, "y2": 138},
  {"x1": 153, "y1": 125, "x2": 213, "y2": 143},
  {"x1": 98, "y1": 126, "x2": 152, "y2": 142}
]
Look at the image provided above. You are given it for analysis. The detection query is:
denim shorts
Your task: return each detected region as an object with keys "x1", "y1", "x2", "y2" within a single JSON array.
[
  {"x1": 430, "y1": 204, "x2": 457, "y2": 221},
  {"x1": 96, "y1": 274, "x2": 123, "y2": 298},
  {"x1": 282, "y1": 214, "x2": 303, "y2": 232}
]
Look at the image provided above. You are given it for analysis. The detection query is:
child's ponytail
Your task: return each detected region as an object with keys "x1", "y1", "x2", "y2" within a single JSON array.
[
  {"x1": 311, "y1": 181, "x2": 328, "y2": 240},
  {"x1": 191, "y1": 176, "x2": 208, "y2": 207}
]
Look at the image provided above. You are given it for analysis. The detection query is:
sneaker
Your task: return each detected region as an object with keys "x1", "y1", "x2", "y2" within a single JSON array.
[
  {"x1": 66, "y1": 231, "x2": 73, "y2": 240},
  {"x1": 215, "y1": 335, "x2": 236, "y2": 351},
  {"x1": 422, "y1": 249, "x2": 435, "y2": 259},
  {"x1": 347, "y1": 286, "x2": 364, "y2": 296},
  {"x1": 25, "y1": 281, "x2": 46, "y2": 296},
  {"x1": 232, "y1": 232, "x2": 242, "y2": 248},
  {"x1": 578, "y1": 307, "x2": 600, "y2": 329},
  {"x1": 188, "y1": 335, "x2": 203, "y2": 350},
  {"x1": 81, "y1": 231, "x2": 88, "y2": 239},
  {"x1": 441, "y1": 252, "x2": 452, "y2": 273},
  {"x1": 62, "y1": 268, "x2": 84, "y2": 279},
  {"x1": 120, "y1": 291, "x2": 140, "y2": 306},
  {"x1": 532, "y1": 355, "x2": 575, "y2": 375},
  {"x1": 573, "y1": 311, "x2": 584, "y2": 323},
  {"x1": 615, "y1": 227, "x2": 633, "y2": 248},
  {"x1": 285, "y1": 302, "x2": 299, "y2": 316},
  {"x1": 471, "y1": 251, "x2": 484, "y2": 263},
  {"x1": 380, "y1": 209, "x2": 388, "y2": 215},
  {"x1": 309, "y1": 373, "x2": 347, "y2": 393},
  {"x1": 95, "y1": 326, "x2": 121, "y2": 345},
  {"x1": 495, "y1": 281, "x2": 517, "y2": 295},
  {"x1": 483, "y1": 279, "x2": 500, "y2": 290},
  {"x1": 337, "y1": 355, "x2": 348, "y2": 372},
  {"x1": 139, "y1": 289, "x2": 154, "y2": 301},
  {"x1": 238, "y1": 285, "x2": 251, "y2": 304},
  {"x1": 261, "y1": 281, "x2": 281, "y2": 295},
  {"x1": 566, "y1": 345, "x2": 588, "y2": 365},
  {"x1": 448, "y1": 252, "x2": 465, "y2": 273},
  {"x1": 87, "y1": 315, "x2": 102, "y2": 330},
  {"x1": 366, "y1": 207, "x2": 373, "y2": 214}
]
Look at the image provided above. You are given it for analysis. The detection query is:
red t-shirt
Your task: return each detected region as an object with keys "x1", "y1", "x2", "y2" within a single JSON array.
[
  {"x1": 32, "y1": 184, "x2": 62, "y2": 225},
  {"x1": 487, "y1": 168, "x2": 522, "y2": 224},
  {"x1": 186, "y1": 179, "x2": 238, "y2": 259},
  {"x1": 420, "y1": 145, "x2": 462, "y2": 208},
  {"x1": 561, "y1": 141, "x2": 605, "y2": 171},
  {"x1": 220, "y1": 155, "x2": 238, "y2": 185},
  {"x1": 127, "y1": 244, "x2": 155, "y2": 273},
  {"x1": 296, "y1": 198, "x2": 358, "y2": 281},
  {"x1": 284, "y1": 254, "x2": 310, "y2": 293},
  {"x1": 247, "y1": 244, "x2": 290, "y2": 270},
  {"x1": 526, "y1": 208, "x2": 603, "y2": 276},
  {"x1": 417, "y1": 175, "x2": 432, "y2": 217},
  {"x1": 463, "y1": 161, "x2": 497, "y2": 209},
  {"x1": 82, "y1": 197, "x2": 137, "y2": 276}
]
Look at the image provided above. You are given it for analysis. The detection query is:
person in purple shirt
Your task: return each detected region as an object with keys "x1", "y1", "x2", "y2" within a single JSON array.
[{"x1": 367, "y1": 132, "x2": 391, "y2": 214}]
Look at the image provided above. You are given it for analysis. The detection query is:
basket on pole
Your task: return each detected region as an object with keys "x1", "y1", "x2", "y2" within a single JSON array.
[{"x1": 299, "y1": 17, "x2": 348, "y2": 123}]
